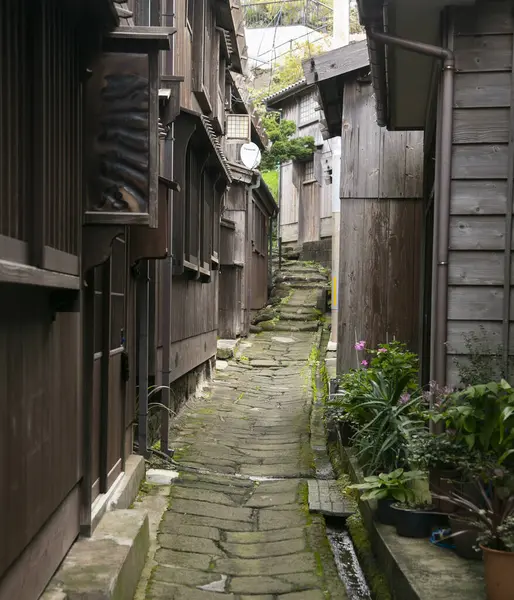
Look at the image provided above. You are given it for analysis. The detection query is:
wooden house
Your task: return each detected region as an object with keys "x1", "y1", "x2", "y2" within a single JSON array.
[
  {"x1": 304, "y1": 40, "x2": 424, "y2": 372},
  {"x1": 218, "y1": 72, "x2": 279, "y2": 339},
  {"x1": 352, "y1": 0, "x2": 514, "y2": 386},
  {"x1": 266, "y1": 80, "x2": 333, "y2": 264},
  {"x1": 0, "y1": 0, "x2": 172, "y2": 597},
  {"x1": 135, "y1": 0, "x2": 277, "y2": 454}
]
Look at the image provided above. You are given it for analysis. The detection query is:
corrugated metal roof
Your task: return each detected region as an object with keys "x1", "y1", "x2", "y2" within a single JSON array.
[{"x1": 264, "y1": 78, "x2": 309, "y2": 105}]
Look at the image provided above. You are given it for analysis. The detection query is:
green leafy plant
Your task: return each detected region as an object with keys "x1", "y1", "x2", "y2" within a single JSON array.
[
  {"x1": 452, "y1": 325, "x2": 505, "y2": 387},
  {"x1": 365, "y1": 341, "x2": 419, "y2": 390},
  {"x1": 351, "y1": 372, "x2": 425, "y2": 474},
  {"x1": 430, "y1": 380, "x2": 514, "y2": 466},
  {"x1": 260, "y1": 113, "x2": 315, "y2": 170},
  {"x1": 349, "y1": 468, "x2": 425, "y2": 503}
]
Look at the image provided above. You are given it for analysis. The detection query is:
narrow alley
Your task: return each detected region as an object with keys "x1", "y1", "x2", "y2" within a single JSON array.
[{"x1": 141, "y1": 287, "x2": 348, "y2": 600}]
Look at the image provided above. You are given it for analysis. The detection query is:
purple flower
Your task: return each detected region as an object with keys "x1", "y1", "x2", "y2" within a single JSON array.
[
  {"x1": 354, "y1": 340, "x2": 366, "y2": 351},
  {"x1": 377, "y1": 348, "x2": 387, "y2": 354},
  {"x1": 399, "y1": 393, "x2": 411, "y2": 405},
  {"x1": 361, "y1": 360, "x2": 369, "y2": 367}
]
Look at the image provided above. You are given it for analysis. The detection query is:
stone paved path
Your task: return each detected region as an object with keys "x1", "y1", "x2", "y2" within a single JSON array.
[{"x1": 145, "y1": 288, "x2": 347, "y2": 600}]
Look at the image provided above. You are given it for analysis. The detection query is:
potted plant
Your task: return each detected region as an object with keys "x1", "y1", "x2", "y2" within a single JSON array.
[
  {"x1": 391, "y1": 500, "x2": 446, "y2": 539},
  {"x1": 351, "y1": 372, "x2": 424, "y2": 475},
  {"x1": 435, "y1": 470, "x2": 514, "y2": 600},
  {"x1": 349, "y1": 468, "x2": 424, "y2": 526}
]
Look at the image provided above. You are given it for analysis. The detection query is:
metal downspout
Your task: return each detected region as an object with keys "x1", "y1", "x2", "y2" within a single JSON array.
[
  {"x1": 368, "y1": 30, "x2": 455, "y2": 386},
  {"x1": 137, "y1": 260, "x2": 149, "y2": 457},
  {"x1": 160, "y1": 0, "x2": 176, "y2": 454},
  {"x1": 247, "y1": 172, "x2": 261, "y2": 330}
]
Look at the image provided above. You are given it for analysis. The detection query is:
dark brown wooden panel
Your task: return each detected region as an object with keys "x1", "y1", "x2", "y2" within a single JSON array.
[
  {"x1": 451, "y1": 144, "x2": 509, "y2": 179},
  {"x1": 454, "y1": 72, "x2": 511, "y2": 108},
  {"x1": 454, "y1": 2, "x2": 514, "y2": 36},
  {"x1": 454, "y1": 34, "x2": 513, "y2": 72},
  {"x1": 0, "y1": 285, "x2": 81, "y2": 582},
  {"x1": 449, "y1": 216, "x2": 513, "y2": 250},
  {"x1": 453, "y1": 108, "x2": 509, "y2": 144},
  {"x1": 448, "y1": 251, "x2": 507, "y2": 285},
  {"x1": 451, "y1": 180, "x2": 508, "y2": 215}
]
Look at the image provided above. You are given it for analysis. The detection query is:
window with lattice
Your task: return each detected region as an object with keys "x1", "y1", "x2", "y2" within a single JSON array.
[
  {"x1": 303, "y1": 159, "x2": 315, "y2": 182},
  {"x1": 226, "y1": 114, "x2": 251, "y2": 141},
  {"x1": 299, "y1": 93, "x2": 317, "y2": 124}
]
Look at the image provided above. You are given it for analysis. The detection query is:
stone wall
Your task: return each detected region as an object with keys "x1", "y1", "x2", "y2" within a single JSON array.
[{"x1": 300, "y1": 239, "x2": 332, "y2": 269}]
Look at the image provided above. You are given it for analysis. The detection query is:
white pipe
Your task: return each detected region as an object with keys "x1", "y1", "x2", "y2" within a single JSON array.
[{"x1": 333, "y1": 0, "x2": 350, "y2": 49}]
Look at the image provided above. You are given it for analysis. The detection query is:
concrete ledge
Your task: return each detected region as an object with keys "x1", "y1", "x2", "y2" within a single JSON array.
[
  {"x1": 92, "y1": 455, "x2": 146, "y2": 531},
  {"x1": 109, "y1": 455, "x2": 146, "y2": 511},
  {"x1": 338, "y1": 438, "x2": 486, "y2": 600},
  {"x1": 43, "y1": 510, "x2": 149, "y2": 600}
]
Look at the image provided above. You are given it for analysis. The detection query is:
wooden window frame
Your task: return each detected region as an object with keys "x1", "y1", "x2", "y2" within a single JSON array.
[{"x1": 298, "y1": 92, "x2": 318, "y2": 126}]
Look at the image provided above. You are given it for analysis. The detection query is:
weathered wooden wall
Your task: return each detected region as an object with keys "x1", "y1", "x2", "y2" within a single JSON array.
[
  {"x1": 445, "y1": 0, "x2": 514, "y2": 384},
  {"x1": 337, "y1": 79, "x2": 424, "y2": 372},
  {"x1": 277, "y1": 88, "x2": 333, "y2": 246}
]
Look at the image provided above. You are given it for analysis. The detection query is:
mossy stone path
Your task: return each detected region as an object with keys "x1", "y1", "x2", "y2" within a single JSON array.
[{"x1": 145, "y1": 288, "x2": 347, "y2": 600}]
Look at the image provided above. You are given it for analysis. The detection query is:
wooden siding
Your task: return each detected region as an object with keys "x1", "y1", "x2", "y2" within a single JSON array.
[
  {"x1": 277, "y1": 89, "x2": 333, "y2": 246},
  {"x1": 0, "y1": 0, "x2": 81, "y2": 273},
  {"x1": 341, "y1": 81, "x2": 424, "y2": 199},
  {"x1": 337, "y1": 80, "x2": 424, "y2": 372},
  {"x1": 447, "y1": 0, "x2": 514, "y2": 385},
  {"x1": 0, "y1": 285, "x2": 81, "y2": 592},
  {"x1": 338, "y1": 198, "x2": 423, "y2": 371}
]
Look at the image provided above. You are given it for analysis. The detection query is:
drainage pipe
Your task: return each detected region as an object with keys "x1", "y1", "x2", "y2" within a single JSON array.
[
  {"x1": 160, "y1": 0, "x2": 176, "y2": 455},
  {"x1": 367, "y1": 30, "x2": 455, "y2": 387}
]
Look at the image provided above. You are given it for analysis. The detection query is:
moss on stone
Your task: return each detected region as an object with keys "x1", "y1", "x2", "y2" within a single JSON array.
[
  {"x1": 259, "y1": 319, "x2": 277, "y2": 331},
  {"x1": 346, "y1": 512, "x2": 392, "y2": 600}
]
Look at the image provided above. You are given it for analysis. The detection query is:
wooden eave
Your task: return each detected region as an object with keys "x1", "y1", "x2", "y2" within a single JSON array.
[
  {"x1": 105, "y1": 26, "x2": 176, "y2": 51},
  {"x1": 215, "y1": 0, "x2": 244, "y2": 73},
  {"x1": 228, "y1": 162, "x2": 254, "y2": 185},
  {"x1": 180, "y1": 109, "x2": 232, "y2": 183},
  {"x1": 265, "y1": 80, "x2": 310, "y2": 109},
  {"x1": 302, "y1": 41, "x2": 370, "y2": 138},
  {"x1": 254, "y1": 176, "x2": 278, "y2": 217}
]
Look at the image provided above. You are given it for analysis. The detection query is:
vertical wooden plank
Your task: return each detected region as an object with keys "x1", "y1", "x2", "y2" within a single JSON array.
[
  {"x1": 99, "y1": 259, "x2": 111, "y2": 493},
  {"x1": 405, "y1": 131, "x2": 424, "y2": 198},
  {"x1": 31, "y1": 0, "x2": 46, "y2": 266},
  {"x1": 379, "y1": 129, "x2": 405, "y2": 198}
]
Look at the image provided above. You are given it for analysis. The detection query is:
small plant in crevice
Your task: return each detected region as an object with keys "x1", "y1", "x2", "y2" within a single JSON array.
[{"x1": 451, "y1": 325, "x2": 505, "y2": 387}]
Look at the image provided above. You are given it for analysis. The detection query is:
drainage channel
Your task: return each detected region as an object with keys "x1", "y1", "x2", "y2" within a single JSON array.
[{"x1": 325, "y1": 518, "x2": 372, "y2": 600}]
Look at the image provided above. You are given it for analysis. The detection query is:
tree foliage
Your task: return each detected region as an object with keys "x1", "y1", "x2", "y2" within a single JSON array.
[{"x1": 260, "y1": 112, "x2": 315, "y2": 171}]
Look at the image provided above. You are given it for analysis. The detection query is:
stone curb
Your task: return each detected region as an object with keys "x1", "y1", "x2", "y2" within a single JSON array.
[
  {"x1": 337, "y1": 440, "x2": 485, "y2": 600},
  {"x1": 42, "y1": 509, "x2": 150, "y2": 600}
]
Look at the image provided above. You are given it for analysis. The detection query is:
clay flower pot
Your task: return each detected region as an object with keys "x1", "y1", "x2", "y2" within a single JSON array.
[{"x1": 481, "y1": 545, "x2": 514, "y2": 600}]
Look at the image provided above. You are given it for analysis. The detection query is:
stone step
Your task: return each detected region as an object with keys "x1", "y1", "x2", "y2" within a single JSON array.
[
  {"x1": 42, "y1": 510, "x2": 149, "y2": 600},
  {"x1": 273, "y1": 321, "x2": 318, "y2": 332},
  {"x1": 278, "y1": 312, "x2": 319, "y2": 322},
  {"x1": 276, "y1": 273, "x2": 327, "y2": 283},
  {"x1": 307, "y1": 479, "x2": 354, "y2": 518},
  {"x1": 276, "y1": 306, "x2": 320, "y2": 316}
]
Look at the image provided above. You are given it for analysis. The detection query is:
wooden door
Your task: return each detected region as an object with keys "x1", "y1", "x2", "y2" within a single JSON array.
[{"x1": 91, "y1": 235, "x2": 128, "y2": 501}]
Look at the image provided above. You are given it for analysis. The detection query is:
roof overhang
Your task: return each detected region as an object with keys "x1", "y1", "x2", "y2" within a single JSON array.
[
  {"x1": 302, "y1": 40, "x2": 370, "y2": 138},
  {"x1": 357, "y1": 0, "x2": 477, "y2": 130},
  {"x1": 265, "y1": 80, "x2": 310, "y2": 108}
]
